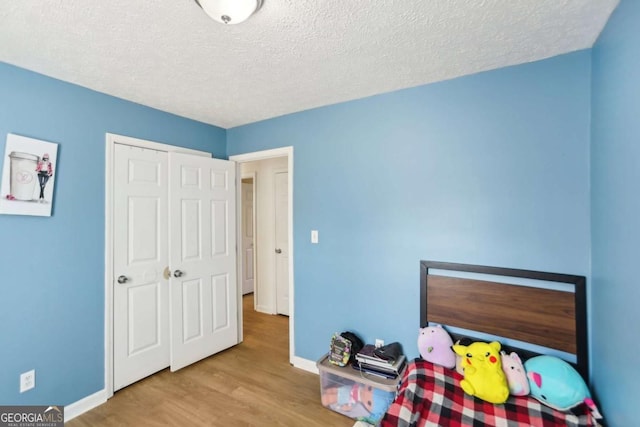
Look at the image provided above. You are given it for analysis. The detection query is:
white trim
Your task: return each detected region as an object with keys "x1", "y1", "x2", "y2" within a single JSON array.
[
  {"x1": 292, "y1": 356, "x2": 318, "y2": 374},
  {"x1": 234, "y1": 170, "x2": 243, "y2": 342},
  {"x1": 106, "y1": 133, "x2": 211, "y2": 157},
  {"x1": 230, "y1": 147, "x2": 295, "y2": 365},
  {"x1": 230, "y1": 147, "x2": 291, "y2": 162},
  {"x1": 64, "y1": 389, "x2": 108, "y2": 422},
  {"x1": 104, "y1": 133, "x2": 211, "y2": 398}
]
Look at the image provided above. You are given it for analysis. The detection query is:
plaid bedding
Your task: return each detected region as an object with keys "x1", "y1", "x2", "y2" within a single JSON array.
[{"x1": 380, "y1": 359, "x2": 597, "y2": 427}]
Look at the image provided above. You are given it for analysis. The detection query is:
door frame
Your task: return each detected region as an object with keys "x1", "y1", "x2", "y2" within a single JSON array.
[
  {"x1": 229, "y1": 147, "x2": 295, "y2": 364},
  {"x1": 104, "y1": 133, "x2": 210, "y2": 398}
]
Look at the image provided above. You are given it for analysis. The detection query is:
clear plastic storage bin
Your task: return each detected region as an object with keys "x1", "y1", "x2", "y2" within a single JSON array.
[{"x1": 316, "y1": 354, "x2": 400, "y2": 425}]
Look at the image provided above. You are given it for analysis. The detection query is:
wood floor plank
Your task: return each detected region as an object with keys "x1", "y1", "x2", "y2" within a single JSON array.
[{"x1": 67, "y1": 295, "x2": 353, "y2": 427}]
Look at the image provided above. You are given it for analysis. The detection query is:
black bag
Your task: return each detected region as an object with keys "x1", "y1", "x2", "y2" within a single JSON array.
[{"x1": 373, "y1": 342, "x2": 403, "y2": 363}]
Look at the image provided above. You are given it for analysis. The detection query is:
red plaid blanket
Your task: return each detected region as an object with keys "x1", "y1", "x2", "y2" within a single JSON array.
[{"x1": 380, "y1": 359, "x2": 597, "y2": 427}]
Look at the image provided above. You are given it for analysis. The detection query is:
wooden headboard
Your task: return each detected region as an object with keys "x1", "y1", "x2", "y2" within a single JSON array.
[{"x1": 420, "y1": 260, "x2": 588, "y2": 380}]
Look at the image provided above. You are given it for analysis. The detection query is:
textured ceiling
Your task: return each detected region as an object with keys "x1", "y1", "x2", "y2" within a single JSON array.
[{"x1": 0, "y1": 0, "x2": 619, "y2": 129}]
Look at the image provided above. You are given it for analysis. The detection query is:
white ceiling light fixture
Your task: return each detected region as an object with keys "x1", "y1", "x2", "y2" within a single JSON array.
[{"x1": 195, "y1": 0, "x2": 264, "y2": 25}]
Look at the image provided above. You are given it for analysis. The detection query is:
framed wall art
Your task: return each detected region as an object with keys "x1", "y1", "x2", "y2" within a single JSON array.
[{"x1": 0, "y1": 133, "x2": 59, "y2": 217}]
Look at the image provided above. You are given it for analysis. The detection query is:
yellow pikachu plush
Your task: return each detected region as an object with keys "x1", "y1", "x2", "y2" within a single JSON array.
[{"x1": 452, "y1": 341, "x2": 510, "y2": 404}]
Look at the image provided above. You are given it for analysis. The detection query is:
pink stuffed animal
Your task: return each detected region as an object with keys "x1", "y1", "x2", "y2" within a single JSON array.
[
  {"x1": 500, "y1": 351, "x2": 530, "y2": 396},
  {"x1": 417, "y1": 325, "x2": 456, "y2": 369}
]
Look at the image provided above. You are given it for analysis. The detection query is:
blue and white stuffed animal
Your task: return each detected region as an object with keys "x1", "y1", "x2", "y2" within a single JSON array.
[{"x1": 525, "y1": 355, "x2": 602, "y2": 419}]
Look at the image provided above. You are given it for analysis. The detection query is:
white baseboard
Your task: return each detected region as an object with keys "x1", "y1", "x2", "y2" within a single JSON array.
[
  {"x1": 65, "y1": 389, "x2": 107, "y2": 422},
  {"x1": 292, "y1": 356, "x2": 318, "y2": 374}
]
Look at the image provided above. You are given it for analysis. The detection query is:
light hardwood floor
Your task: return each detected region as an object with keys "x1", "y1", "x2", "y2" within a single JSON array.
[{"x1": 68, "y1": 295, "x2": 352, "y2": 427}]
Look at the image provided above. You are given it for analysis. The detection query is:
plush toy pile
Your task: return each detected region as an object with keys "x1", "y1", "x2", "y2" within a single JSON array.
[{"x1": 416, "y1": 326, "x2": 603, "y2": 420}]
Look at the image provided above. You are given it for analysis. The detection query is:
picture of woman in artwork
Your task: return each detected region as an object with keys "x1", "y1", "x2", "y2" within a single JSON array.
[{"x1": 35, "y1": 153, "x2": 54, "y2": 202}]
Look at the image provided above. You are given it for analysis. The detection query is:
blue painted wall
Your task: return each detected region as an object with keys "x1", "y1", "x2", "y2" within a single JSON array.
[
  {"x1": 0, "y1": 62, "x2": 225, "y2": 405},
  {"x1": 591, "y1": 0, "x2": 639, "y2": 425},
  {"x1": 4, "y1": 22, "x2": 628, "y2": 417},
  {"x1": 228, "y1": 51, "x2": 592, "y2": 365}
]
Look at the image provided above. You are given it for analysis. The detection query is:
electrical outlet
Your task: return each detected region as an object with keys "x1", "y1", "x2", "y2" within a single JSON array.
[
  {"x1": 375, "y1": 339, "x2": 384, "y2": 348},
  {"x1": 20, "y1": 369, "x2": 35, "y2": 393}
]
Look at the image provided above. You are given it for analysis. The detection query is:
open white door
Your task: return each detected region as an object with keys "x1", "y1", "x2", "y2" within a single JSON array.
[{"x1": 169, "y1": 153, "x2": 238, "y2": 371}]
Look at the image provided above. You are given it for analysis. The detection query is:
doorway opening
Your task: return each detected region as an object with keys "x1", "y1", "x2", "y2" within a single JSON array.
[{"x1": 230, "y1": 147, "x2": 295, "y2": 365}]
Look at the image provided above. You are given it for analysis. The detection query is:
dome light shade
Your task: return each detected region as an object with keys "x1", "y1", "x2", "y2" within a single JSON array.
[{"x1": 195, "y1": 0, "x2": 263, "y2": 25}]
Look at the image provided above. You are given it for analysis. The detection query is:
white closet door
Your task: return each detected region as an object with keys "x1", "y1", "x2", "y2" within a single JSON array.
[
  {"x1": 169, "y1": 152, "x2": 238, "y2": 371},
  {"x1": 113, "y1": 144, "x2": 170, "y2": 390}
]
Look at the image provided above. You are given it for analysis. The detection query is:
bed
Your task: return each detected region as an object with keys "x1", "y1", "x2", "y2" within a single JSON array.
[{"x1": 379, "y1": 261, "x2": 600, "y2": 427}]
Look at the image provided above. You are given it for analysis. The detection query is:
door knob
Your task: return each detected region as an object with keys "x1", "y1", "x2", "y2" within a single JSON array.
[
  {"x1": 173, "y1": 269, "x2": 185, "y2": 278},
  {"x1": 117, "y1": 275, "x2": 129, "y2": 284},
  {"x1": 275, "y1": 248, "x2": 282, "y2": 254}
]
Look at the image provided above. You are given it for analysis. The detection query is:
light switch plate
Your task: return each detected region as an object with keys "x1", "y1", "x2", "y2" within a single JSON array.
[{"x1": 311, "y1": 230, "x2": 318, "y2": 244}]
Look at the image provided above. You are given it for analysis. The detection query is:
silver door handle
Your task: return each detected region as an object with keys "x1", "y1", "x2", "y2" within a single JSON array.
[
  {"x1": 173, "y1": 269, "x2": 185, "y2": 278},
  {"x1": 117, "y1": 275, "x2": 129, "y2": 284},
  {"x1": 275, "y1": 248, "x2": 282, "y2": 254}
]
